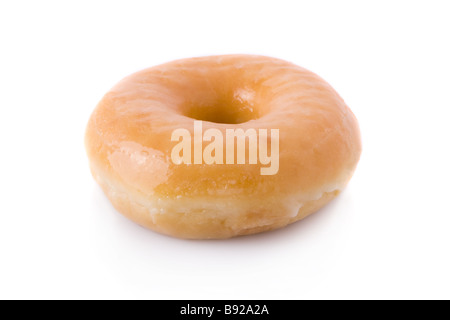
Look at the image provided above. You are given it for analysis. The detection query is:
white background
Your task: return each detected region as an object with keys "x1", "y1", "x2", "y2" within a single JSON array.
[{"x1": 1, "y1": 1, "x2": 449, "y2": 300}]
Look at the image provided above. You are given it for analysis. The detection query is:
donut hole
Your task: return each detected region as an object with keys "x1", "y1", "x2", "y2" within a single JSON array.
[{"x1": 184, "y1": 89, "x2": 259, "y2": 124}]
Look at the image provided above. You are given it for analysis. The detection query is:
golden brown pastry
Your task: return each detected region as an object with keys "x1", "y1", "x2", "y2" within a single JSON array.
[{"x1": 85, "y1": 55, "x2": 361, "y2": 239}]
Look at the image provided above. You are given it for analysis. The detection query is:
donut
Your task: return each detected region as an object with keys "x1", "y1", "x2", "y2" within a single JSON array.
[{"x1": 85, "y1": 55, "x2": 361, "y2": 239}]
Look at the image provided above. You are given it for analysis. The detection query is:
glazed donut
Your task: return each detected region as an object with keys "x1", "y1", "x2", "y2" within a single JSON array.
[{"x1": 85, "y1": 55, "x2": 361, "y2": 239}]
